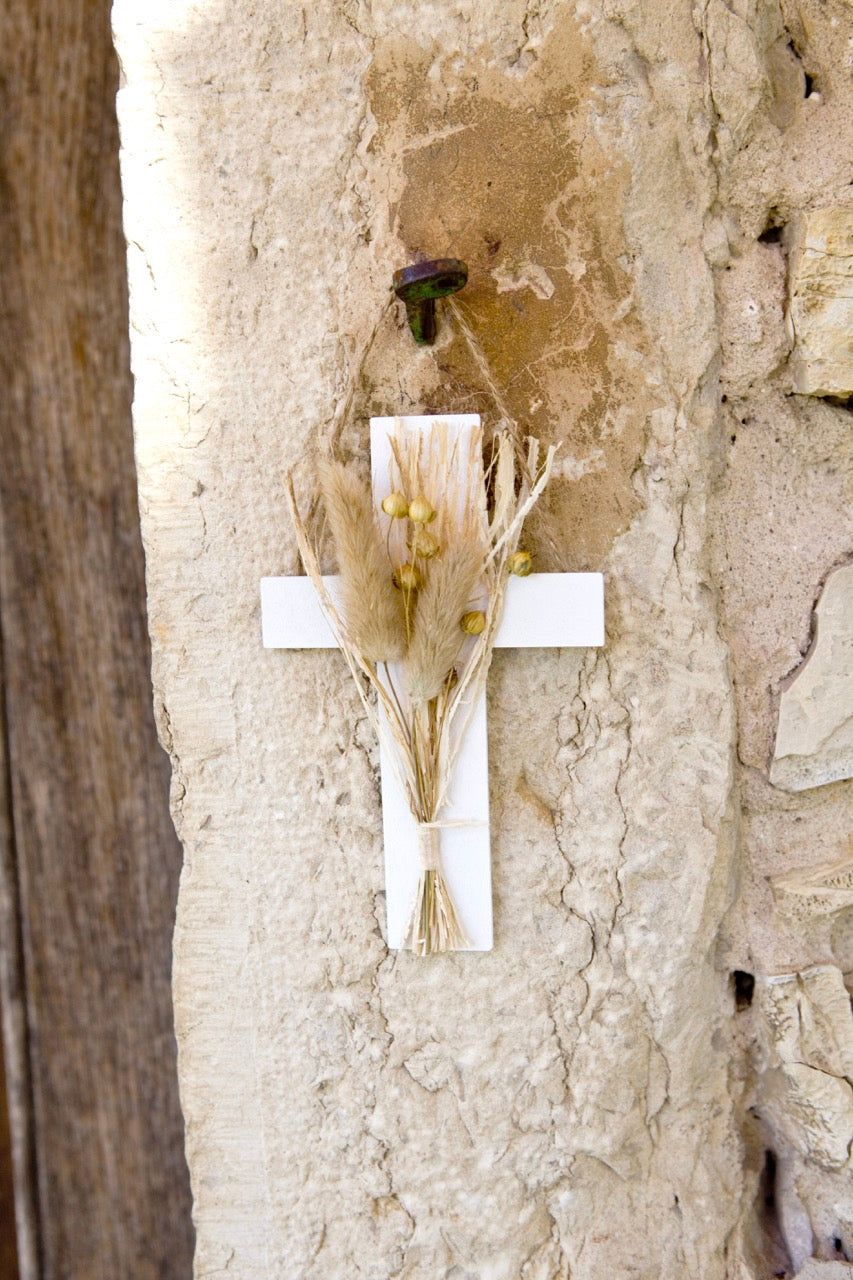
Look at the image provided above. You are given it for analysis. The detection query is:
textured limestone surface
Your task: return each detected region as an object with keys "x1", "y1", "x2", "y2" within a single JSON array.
[
  {"x1": 771, "y1": 564, "x2": 853, "y2": 792},
  {"x1": 709, "y1": 3, "x2": 853, "y2": 1271},
  {"x1": 771, "y1": 857, "x2": 853, "y2": 924},
  {"x1": 750, "y1": 969, "x2": 853, "y2": 1271},
  {"x1": 799, "y1": 1266, "x2": 853, "y2": 1280},
  {"x1": 113, "y1": 1, "x2": 853, "y2": 1276},
  {"x1": 788, "y1": 209, "x2": 853, "y2": 397}
]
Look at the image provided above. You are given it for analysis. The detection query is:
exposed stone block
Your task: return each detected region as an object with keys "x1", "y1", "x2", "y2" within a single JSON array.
[
  {"x1": 771, "y1": 563, "x2": 853, "y2": 792},
  {"x1": 796, "y1": 1264, "x2": 853, "y2": 1279},
  {"x1": 788, "y1": 209, "x2": 853, "y2": 397},
  {"x1": 755, "y1": 969, "x2": 853, "y2": 1270}
]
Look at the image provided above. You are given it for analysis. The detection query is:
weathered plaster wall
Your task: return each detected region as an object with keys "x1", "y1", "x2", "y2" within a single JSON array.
[
  {"x1": 113, "y1": 1, "x2": 853, "y2": 1276},
  {"x1": 708, "y1": 3, "x2": 853, "y2": 1270}
]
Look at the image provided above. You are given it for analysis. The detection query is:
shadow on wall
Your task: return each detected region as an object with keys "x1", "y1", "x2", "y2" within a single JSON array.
[{"x1": 148, "y1": 4, "x2": 659, "y2": 578}]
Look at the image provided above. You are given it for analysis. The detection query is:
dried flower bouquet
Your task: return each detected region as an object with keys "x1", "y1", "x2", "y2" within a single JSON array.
[{"x1": 287, "y1": 420, "x2": 556, "y2": 955}]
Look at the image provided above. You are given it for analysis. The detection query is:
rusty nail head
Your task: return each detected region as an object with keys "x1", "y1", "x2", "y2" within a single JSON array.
[{"x1": 392, "y1": 258, "x2": 468, "y2": 345}]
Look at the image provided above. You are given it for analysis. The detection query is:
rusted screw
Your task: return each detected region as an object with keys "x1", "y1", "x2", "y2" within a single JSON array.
[{"x1": 392, "y1": 259, "x2": 468, "y2": 345}]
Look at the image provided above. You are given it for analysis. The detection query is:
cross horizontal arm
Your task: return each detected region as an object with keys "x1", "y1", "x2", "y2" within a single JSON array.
[
  {"x1": 264, "y1": 414, "x2": 605, "y2": 952},
  {"x1": 261, "y1": 572, "x2": 604, "y2": 650}
]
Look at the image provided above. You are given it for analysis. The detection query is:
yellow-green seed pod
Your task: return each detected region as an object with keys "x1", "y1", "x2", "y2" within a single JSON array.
[
  {"x1": 408, "y1": 494, "x2": 436, "y2": 524},
  {"x1": 393, "y1": 562, "x2": 422, "y2": 591},
  {"x1": 412, "y1": 529, "x2": 440, "y2": 559},
  {"x1": 508, "y1": 549, "x2": 533, "y2": 576},
  {"x1": 460, "y1": 609, "x2": 486, "y2": 635},
  {"x1": 381, "y1": 491, "x2": 409, "y2": 519}
]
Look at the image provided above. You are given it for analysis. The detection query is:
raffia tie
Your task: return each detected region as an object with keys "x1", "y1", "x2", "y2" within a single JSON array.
[
  {"x1": 418, "y1": 824, "x2": 442, "y2": 871},
  {"x1": 416, "y1": 819, "x2": 488, "y2": 871}
]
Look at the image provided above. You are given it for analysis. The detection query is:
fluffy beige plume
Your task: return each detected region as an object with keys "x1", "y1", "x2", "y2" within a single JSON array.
[
  {"x1": 406, "y1": 533, "x2": 485, "y2": 703},
  {"x1": 318, "y1": 460, "x2": 407, "y2": 663}
]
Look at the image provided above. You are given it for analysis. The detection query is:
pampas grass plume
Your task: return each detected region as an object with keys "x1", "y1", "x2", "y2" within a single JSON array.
[
  {"x1": 407, "y1": 533, "x2": 484, "y2": 703},
  {"x1": 318, "y1": 459, "x2": 407, "y2": 663}
]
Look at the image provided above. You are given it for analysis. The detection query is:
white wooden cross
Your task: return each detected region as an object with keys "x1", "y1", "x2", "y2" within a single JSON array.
[{"x1": 261, "y1": 415, "x2": 604, "y2": 951}]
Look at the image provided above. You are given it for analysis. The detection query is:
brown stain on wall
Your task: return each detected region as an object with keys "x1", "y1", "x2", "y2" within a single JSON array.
[{"x1": 364, "y1": 13, "x2": 655, "y2": 569}]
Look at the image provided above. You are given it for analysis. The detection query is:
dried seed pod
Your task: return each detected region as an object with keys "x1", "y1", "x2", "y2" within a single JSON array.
[
  {"x1": 508, "y1": 549, "x2": 533, "y2": 576},
  {"x1": 394, "y1": 562, "x2": 422, "y2": 591},
  {"x1": 382, "y1": 491, "x2": 409, "y2": 519},
  {"x1": 412, "y1": 529, "x2": 440, "y2": 559},
  {"x1": 408, "y1": 494, "x2": 436, "y2": 524},
  {"x1": 460, "y1": 609, "x2": 486, "y2": 635}
]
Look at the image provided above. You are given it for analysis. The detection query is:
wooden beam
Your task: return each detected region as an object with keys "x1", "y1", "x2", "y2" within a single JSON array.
[
  {"x1": 0, "y1": 3, "x2": 194, "y2": 1276},
  {"x1": 0, "y1": 667, "x2": 27, "y2": 1280},
  {"x1": 0, "y1": 1011, "x2": 21, "y2": 1280}
]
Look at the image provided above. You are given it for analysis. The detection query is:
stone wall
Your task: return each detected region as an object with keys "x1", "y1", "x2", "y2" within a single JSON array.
[{"x1": 113, "y1": 2, "x2": 853, "y2": 1276}]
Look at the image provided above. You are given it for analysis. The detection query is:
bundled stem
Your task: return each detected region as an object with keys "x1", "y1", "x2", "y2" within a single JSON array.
[{"x1": 406, "y1": 868, "x2": 466, "y2": 957}]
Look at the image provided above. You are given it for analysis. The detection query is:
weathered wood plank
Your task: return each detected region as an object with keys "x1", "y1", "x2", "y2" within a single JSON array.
[
  {"x1": 0, "y1": 3, "x2": 194, "y2": 1276},
  {"x1": 0, "y1": 1007, "x2": 22, "y2": 1280},
  {"x1": 0, "y1": 667, "x2": 32, "y2": 1280}
]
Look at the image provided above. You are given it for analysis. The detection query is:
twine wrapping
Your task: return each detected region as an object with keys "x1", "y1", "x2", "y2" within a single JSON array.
[
  {"x1": 417, "y1": 823, "x2": 442, "y2": 871},
  {"x1": 416, "y1": 818, "x2": 488, "y2": 871}
]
